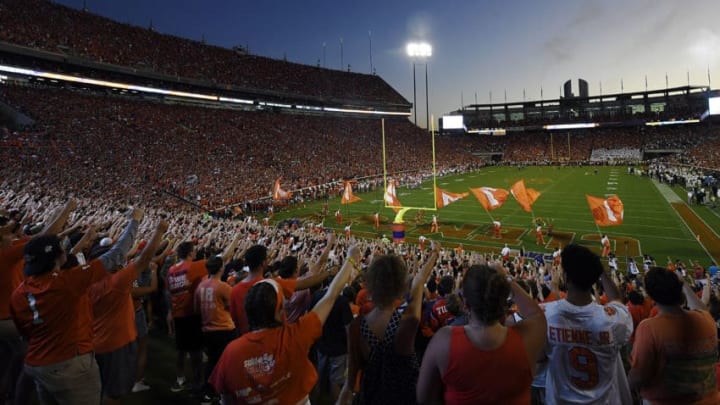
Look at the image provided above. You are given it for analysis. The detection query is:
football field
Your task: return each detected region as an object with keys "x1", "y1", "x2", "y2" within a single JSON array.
[{"x1": 275, "y1": 166, "x2": 720, "y2": 266}]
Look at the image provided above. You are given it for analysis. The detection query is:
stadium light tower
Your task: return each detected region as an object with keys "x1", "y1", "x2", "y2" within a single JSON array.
[{"x1": 406, "y1": 42, "x2": 432, "y2": 130}]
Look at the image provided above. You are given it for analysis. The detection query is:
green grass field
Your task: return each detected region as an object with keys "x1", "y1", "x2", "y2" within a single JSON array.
[{"x1": 275, "y1": 166, "x2": 714, "y2": 265}]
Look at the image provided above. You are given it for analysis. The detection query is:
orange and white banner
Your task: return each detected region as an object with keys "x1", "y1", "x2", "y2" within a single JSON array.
[
  {"x1": 470, "y1": 187, "x2": 509, "y2": 211},
  {"x1": 435, "y1": 187, "x2": 469, "y2": 209},
  {"x1": 341, "y1": 181, "x2": 361, "y2": 204},
  {"x1": 510, "y1": 179, "x2": 541, "y2": 212},
  {"x1": 384, "y1": 179, "x2": 402, "y2": 212},
  {"x1": 586, "y1": 194, "x2": 624, "y2": 226},
  {"x1": 272, "y1": 178, "x2": 292, "y2": 201}
]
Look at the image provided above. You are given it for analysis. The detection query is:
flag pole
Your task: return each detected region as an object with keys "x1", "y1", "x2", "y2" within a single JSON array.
[
  {"x1": 482, "y1": 205, "x2": 496, "y2": 238},
  {"x1": 483, "y1": 204, "x2": 495, "y2": 223},
  {"x1": 342, "y1": 197, "x2": 346, "y2": 226}
]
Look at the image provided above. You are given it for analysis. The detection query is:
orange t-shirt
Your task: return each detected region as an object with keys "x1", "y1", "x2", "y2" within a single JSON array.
[
  {"x1": 0, "y1": 238, "x2": 29, "y2": 319},
  {"x1": 631, "y1": 310, "x2": 720, "y2": 404},
  {"x1": 230, "y1": 276, "x2": 297, "y2": 335},
  {"x1": 10, "y1": 259, "x2": 107, "y2": 366},
  {"x1": 166, "y1": 259, "x2": 207, "y2": 318},
  {"x1": 195, "y1": 277, "x2": 235, "y2": 332},
  {"x1": 89, "y1": 262, "x2": 138, "y2": 353},
  {"x1": 209, "y1": 312, "x2": 322, "y2": 404}
]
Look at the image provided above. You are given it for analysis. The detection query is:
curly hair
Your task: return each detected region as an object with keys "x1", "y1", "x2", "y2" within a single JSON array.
[
  {"x1": 462, "y1": 265, "x2": 511, "y2": 324},
  {"x1": 365, "y1": 255, "x2": 408, "y2": 308}
]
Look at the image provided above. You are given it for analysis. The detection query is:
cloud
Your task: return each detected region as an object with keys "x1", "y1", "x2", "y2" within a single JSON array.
[
  {"x1": 685, "y1": 28, "x2": 720, "y2": 65},
  {"x1": 541, "y1": 2, "x2": 607, "y2": 65}
]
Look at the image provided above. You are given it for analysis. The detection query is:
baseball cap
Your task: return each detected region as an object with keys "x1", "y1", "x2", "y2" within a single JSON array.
[
  {"x1": 99, "y1": 237, "x2": 113, "y2": 247},
  {"x1": 24, "y1": 235, "x2": 62, "y2": 276}
]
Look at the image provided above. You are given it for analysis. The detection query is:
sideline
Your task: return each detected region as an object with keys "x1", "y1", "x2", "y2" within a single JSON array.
[{"x1": 653, "y1": 180, "x2": 720, "y2": 264}]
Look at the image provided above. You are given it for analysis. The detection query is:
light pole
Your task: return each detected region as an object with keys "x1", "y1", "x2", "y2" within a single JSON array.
[{"x1": 406, "y1": 42, "x2": 432, "y2": 130}]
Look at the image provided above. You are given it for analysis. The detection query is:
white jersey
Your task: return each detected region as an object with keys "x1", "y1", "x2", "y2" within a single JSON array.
[
  {"x1": 628, "y1": 261, "x2": 640, "y2": 275},
  {"x1": 501, "y1": 246, "x2": 510, "y2": 257},
  {"x1": 543, "y1": 300, "x2": 633, "y2": 405}
]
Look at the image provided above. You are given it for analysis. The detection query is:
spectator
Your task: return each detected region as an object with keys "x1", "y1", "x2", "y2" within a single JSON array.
[
  {"x1": 230, "y1": 239, "x2": 333, "y2": 337},
  {"x1": 194, "y1": 251, "x2": 239, "y2": 404},
  {"x1": 428, "y1": 275, "x2": 456, "y2": 331},
  {"x1": 209, "y1": 244, "x2": 361, "y2": 404},
  {"x1": 444, "y1": 293, "x2": 467, "y2": 326},
  {"x1": 338, "y1": 243, "x2": 440, "y2": 405},
  {"x1": 166, "y1": 233, "x2": 240, "y2": 393},
  {"x1": 279, "y1": 234, "x2": 335, "y2": 323},
  {"x1": 416, "y1": 262, "x2": 547, "y2": 404},
  {"x1": 0, "y1": 199, "x2": 76, "y2": 403},
  {"x1": 309, "y1": 271, "x2": 353, "y2": 403},
  {"x1": 89, "y1": 218, "x2": 167, "y2": 405},
  {"x1": 629, "y1": 267, "x2": 720, "y2": 404},
  {"x1": 543, "y1": 244, "x2": 633, "y2": 405},
  {"x1": 10, "y1": 207, "x2": 142, "y2": 404}
]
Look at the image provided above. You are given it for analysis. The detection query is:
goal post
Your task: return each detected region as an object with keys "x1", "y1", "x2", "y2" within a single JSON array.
[{"x1": 381, "y1": 117, "x2": 438, "y2": 223}]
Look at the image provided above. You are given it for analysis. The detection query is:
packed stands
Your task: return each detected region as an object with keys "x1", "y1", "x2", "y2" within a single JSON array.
[
  {"x1": 0, "y1": 0, "x2": 407, "y2": 106},
  {"x1": 0, "y1": 84, "x2": 480, "y2": 211}
]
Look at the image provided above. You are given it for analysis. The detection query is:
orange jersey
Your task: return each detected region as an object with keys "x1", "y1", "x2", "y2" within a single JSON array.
[
  {"x1": 10, "y1": 259, "x2": 107, "y2": 366},
  {"x1": 195, "y1": 277, "x2": 235, "y2": 332},
  {"x1": 89, "y1": 262, "x2": 138, "y2": 353},
  {"x1": 0, "y1": 237, "x2": 29, "y2": 319},
  {"x1": 166, "y1": 259, "x2": 207, "y2": 318},
  {"x1": 209, "y1": 312, "x2": 322, "y2": 404},
  {"x1": 230, "y1": 276, "x2": 297, "y2": 335}
]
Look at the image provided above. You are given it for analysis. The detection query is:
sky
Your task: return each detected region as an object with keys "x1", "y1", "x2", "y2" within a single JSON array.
[{"x1": 56, "y1": 0, "x2": 720, "y2": 128}]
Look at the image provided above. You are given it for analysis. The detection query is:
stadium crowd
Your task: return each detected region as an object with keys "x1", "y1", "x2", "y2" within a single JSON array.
[
  {"x1": 2, "y1": 84, "x2": 720, "y2": 215},
  {"x1": 0, "y1": 0, "x2": 406, "y2": 105},
  {"x1": 1, "y1": 192, "x2": 719, "y2": 405},
  {"x1": 1, "y1": 2, "x2": 720, "y2": 403},
  {"x1": 0, "y1": 84, "x2": 481, "y2": 211}
]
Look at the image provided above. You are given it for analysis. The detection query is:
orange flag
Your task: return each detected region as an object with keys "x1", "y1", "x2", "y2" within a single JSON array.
[
  {"x1": 510, "y1": 180, "x2": 541, "y2": 212},
  {"x1": 272, "y1": 178, "x2": 292, "y2": 201},
  {"x1": 435, "y1": 187, "x2": 469, "y2": 209},
  {"x1": 384, "y1": 179, "x2": 402, "y2": 212},
  {"x1": 586, "y1": 195, "x2": 624, "y2": 226},
  {"x1": 341, "y1": 181, "x2": 361, "y2": 204},
  {"x1": 470, "y1": 187, "x2": 509, "y2": 211}
]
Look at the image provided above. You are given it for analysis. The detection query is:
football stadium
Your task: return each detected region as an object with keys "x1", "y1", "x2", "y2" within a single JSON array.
[{"x1": 2, "y1": 1, "x2": 720, "y2": 404}]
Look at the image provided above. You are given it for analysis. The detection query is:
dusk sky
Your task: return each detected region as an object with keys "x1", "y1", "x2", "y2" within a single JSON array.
[{"x1": 56, "y1": 0, "x2": 720, "y2": 128}]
